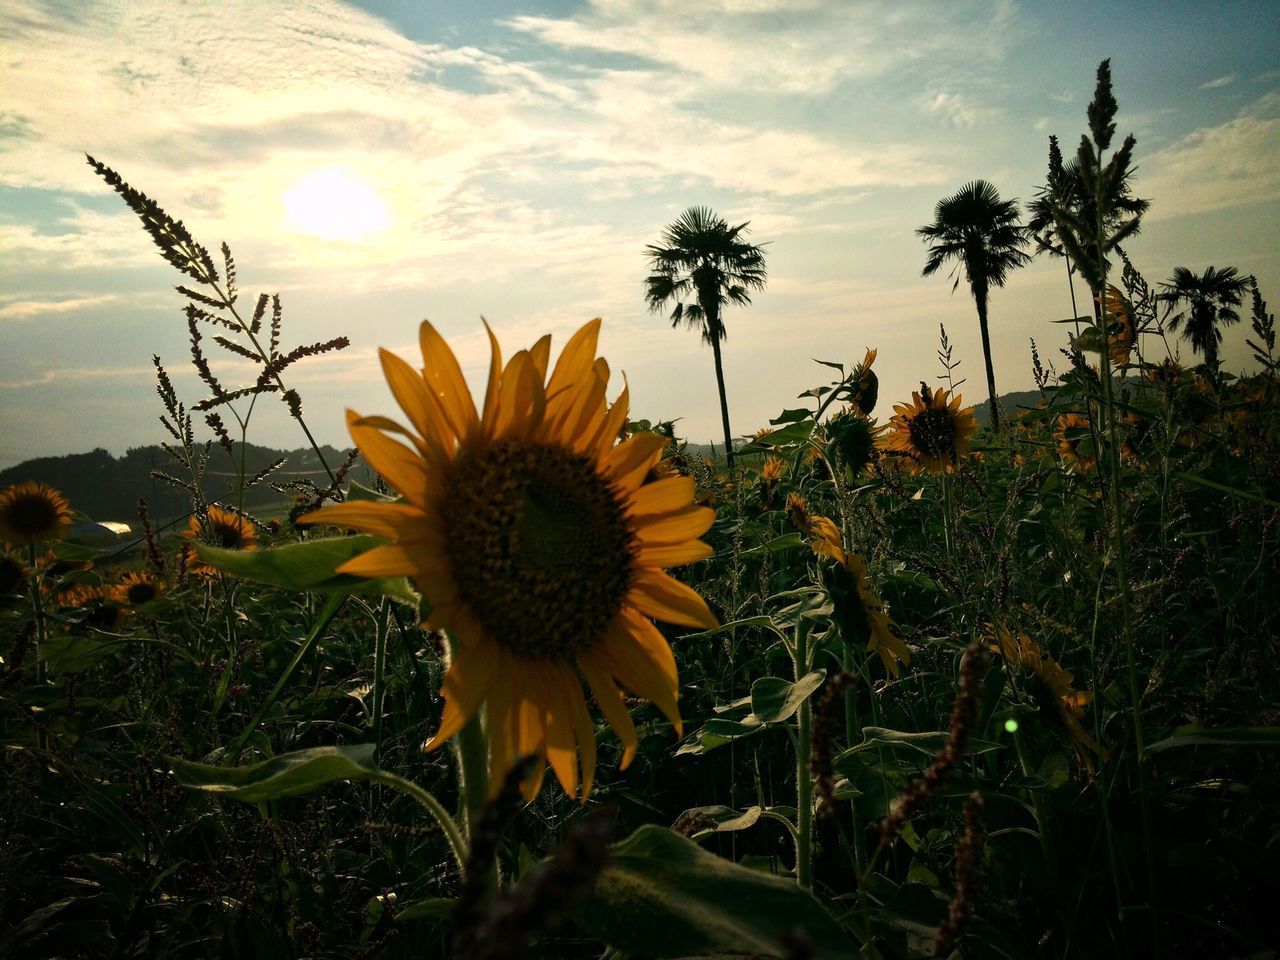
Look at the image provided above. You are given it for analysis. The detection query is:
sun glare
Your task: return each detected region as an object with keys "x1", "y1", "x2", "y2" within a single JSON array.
[{"x1": 282, "y1": 168, "x2": 391, "y2": 241}]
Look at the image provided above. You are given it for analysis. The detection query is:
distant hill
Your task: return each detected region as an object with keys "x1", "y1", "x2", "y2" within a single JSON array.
[
  {"x1": 970, "y1": 388, "x2": 1048, "y2": 427},
  {"x1": 0, "y1": 443, "x2": 374, "y2": 526}
]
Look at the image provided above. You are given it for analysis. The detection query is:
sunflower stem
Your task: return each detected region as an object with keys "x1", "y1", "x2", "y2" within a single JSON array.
[
  {"x1": 372, "y1": 597, "x2": 390, "y2": 766},
  {"x1": 941, "y1": 471, "x2": 956, "y2": 561},
  {"x1": 370, "y1": 770, "x2": 468, "y2": 878},
  {"x1": 26, "y1": 541, "x2": 46, "y2": 687},
  {"x1": 793, "y1": 617, "x2": 814, "y2": 891}
]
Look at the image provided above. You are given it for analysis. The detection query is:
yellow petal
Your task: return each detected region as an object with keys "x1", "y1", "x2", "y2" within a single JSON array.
[
  {"x1": 636, "y1": 539, "x2": 714, "y2": 568},
  {"x1": 335, "y1": 543, "x2": 428, "y2": 578},
  {"x1": 296, "y1": 501, "x2": 435, "y2": 542},
  {"x1": 421, "y1": 635, "x2": 498, "y2": 753},
  {"x1": 588, "y1": 378, "x2": 630, "y2": 454},
  {"x1": 588, "y1": 625, "x2": 683, "y2": 736},
  {"x1": 634, "y1": 505, "x2": 715, "y2": 544},
  {"x1": 546, "y1": 318, "x2": 602, "y2": 402},
  {"x1": 604, "y1": 432, "x2": 668, "y2": 492},
  {"x1": 580, "y1": 658, "x2": 638, "y2": 768},
  {"x1": 419, "y1": 320, "x2": 479, "y2": 441},
  {"x1": 628, "y1": 569, "x2": 718, "y2": 630},
  {"x1": 481, "y1": 318, "x2": 503, "y2": 427},
  {"x1": 346, "y1": 410, "x2": 430, "y2": 502},
  {"x1": 619, "y1": 606, "x2": 678, "y2": 687},
  {"x1": 379, "y1": 348, "x2": 453, "y2": 455},
  {"x1": 628, "y1": 476, "x2": 695, "y2": 516},
  {"x1": 542, "y1": 663, "x2": 582, "y2": 799},
  {"x1": 529, "y1": 334, "x2": 551, "y2": 381}
]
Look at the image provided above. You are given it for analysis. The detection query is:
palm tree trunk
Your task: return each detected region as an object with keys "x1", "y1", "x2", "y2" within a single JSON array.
[
  {"x1": 975, "y1": 287, "x2": 1001, "y2": 433},
  {"x1": 709, "y1": 330, "x2": 735, "y2": 469}
]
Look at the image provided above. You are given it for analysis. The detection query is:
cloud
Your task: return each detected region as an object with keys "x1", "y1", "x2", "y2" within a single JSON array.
[
  {"x1": 1138, "y1": 94, "x2": 1280, "y2": 220},
  {"x1": 923, "y1": 92, "x2": 995, "y2": 128},
  {"x1": 1200, "y1": 73, "x2": 1238, "y2": 90},
  {"x1": 0, "y1": 362, "x2": 153, "y2": 391},
  {"x1": 0, "y1": 293, "x2": 122, "y2": 321}
]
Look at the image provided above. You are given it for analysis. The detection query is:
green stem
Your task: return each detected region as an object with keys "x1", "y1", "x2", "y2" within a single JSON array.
[
  {"x1": 229, "y1": 593, "x2": 345, "y2": 761},
  {"x1": 793, "y1": 619, "x2": 813, "y2": 890},
  {"x1": 372, "y1": 598, "x2": 390, "y2": 765},
  {"x1": 26, "y1": 541, "x2": 47, "y2": 686},
  {"x1": 941, "y1": 470, "x2": 955, "y2": 561},
  {"x1": 370, "y1": 770, "x2": 468, "y2": 877}
]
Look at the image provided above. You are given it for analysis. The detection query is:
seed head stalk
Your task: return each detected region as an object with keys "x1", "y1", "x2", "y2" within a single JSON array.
[{"x1": 1090, "y1": 128, "x2": 1158, "y2": 955}]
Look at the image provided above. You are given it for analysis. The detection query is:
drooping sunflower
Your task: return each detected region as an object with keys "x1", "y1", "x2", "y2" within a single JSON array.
[
  {"x1": 990, "y1": 626, "x2": 1106, "y2": 771},
  {"x1": 849, "y1": 347, "x2": 879, "y2": 415},
  {"x1": 183, "y1": 506, "x2": 257, "y2": 577},
  {"x1": 825, "y1": 408, "x2": 886, "y2": 481},
  {"x1": 0, "y1": 482, "x2": 72, "y2": 544},
  {"x1": 759, "y1": 455, "x2": 785, "y2": 507},
  {"x1": 300, "y1": 319, "x2": 718, "y2": 802},
  {"x1": 786, "y1": 494, "x2": 909, "y2": 676},
  {"x1": 1054, "y1": 413, "x2": 1097, "y2": 472},
  {"x1": 1097, "y1": 284, "x2": 1137, "y2": 368},
  {"x1": 883, "y1": 385, "x2": 978, "y2": 474},
  {"x1": 111, "y1": 570, "x2": 166, "y2": 606}
]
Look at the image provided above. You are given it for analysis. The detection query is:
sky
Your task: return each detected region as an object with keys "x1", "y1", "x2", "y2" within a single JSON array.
[{"x1": 2, "y1": 0, "x2": 1278, "y2": 464}]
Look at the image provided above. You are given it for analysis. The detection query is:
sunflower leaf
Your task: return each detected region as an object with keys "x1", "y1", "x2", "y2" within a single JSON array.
[
  {"x1": 1146, "y1": 726, "x2": 1280, "y2": 753},
  {"x1": 171, "y1": 744, "x2": 378, "y2": 802},
  {"x1": 750, "y1": 671, "x2": 827, "y2": 725},
  {"x1": 574, "y1": 825, "x2": 853, "y2": 958},
  {"x1": 836, "y1": 726, "x2": 1004, "y2": 761},
  {"x1": 193, "y1": 536, "x2": 418, "y2": 604}
]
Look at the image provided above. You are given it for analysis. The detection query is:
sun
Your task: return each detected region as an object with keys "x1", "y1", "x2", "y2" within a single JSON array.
[{"x1": 282, "y1": 167, "x2": 391, "y2": 241}]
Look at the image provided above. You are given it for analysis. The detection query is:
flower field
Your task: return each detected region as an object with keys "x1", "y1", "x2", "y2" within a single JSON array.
[{"x1": 2, "y1": 63, "x2": 1278, "y2": 960}]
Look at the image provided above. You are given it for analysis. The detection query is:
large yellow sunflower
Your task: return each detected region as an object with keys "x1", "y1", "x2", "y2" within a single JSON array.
[
  {"x1": 1097, "y1": 284, "x2": 1137, "y2": 368},
  {"x1": 991, "y1": 626, "x2": 1106, "y2": 771},
  {"x1": 183, "y1": 506, "x2": 257, "y2": 577},
  {"x1": 0, "y1": 481, "x2": 72, "y2": 544},
  {"x1": 884, "y1": 385, "x2": 977, "y2": 474},
  {"x1": 1053, "y1": 413, "x2": 1096, "y2": 472},
  {"x1": 111, "y1": 570, "x2": 167, "y2": 606},
  {"x1": 300, "y1": 319, "x2": 718, "y2": 802}
]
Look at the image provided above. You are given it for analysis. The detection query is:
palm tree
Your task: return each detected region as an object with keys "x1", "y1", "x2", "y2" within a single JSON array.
[
  {"x1": 1160, "y1": 266, "x2": 1251, "y2": 372},
  {"x1": 644, "y1": 206, "x2": 768, "y2": 468},
  {"x1": 917, "y1": 180, "x2": 1030, "y2": 434}
]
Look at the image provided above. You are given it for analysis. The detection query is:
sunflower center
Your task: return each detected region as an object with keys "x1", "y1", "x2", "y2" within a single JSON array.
[
  {"x1": 127, "y1": 582, "x2": 158, "y2": 605},
  {"x1": 907, "y1": 408, "x2": 957, "y2": 462},
  {"x1": 213, "y1": 522, "x2": 244, "y2": 549},
  {"x1": 6, "y1": 494, "x2": 60, "y2": 539},
  {"x1": 439, "y1": 440, "x2": 636, "y2": 660}
]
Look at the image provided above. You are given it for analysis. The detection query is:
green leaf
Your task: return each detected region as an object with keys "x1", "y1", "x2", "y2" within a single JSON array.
[
  {"x1": 193, "y1": 536, "x2": 418, "y2": 603},
  {"x1": 171, "y1": 744, "x2": 378, "y2": 802},
  {"x1": 770, "y1": 408, "x2": 814, "y2": 426},
  {"x1": 837, "y1": 726, "x2": 1004, "y2": 761},
  {"x1": 742, "y1": 533, "x2": 806, "y2": 557},
  {"x1": 674, "y1": 805, "x2": 763, "y2": 837},
  {"x1": 574, "y1": 825, "x2": 853, "y2": 958},
  {"x1": 750, "y1": 671, "x2": 826, "y2": 725},
  {"x1": 396, "y1": 897, "x2": 456, "y2": 922},
  {"x1": 676, "y1": 716, "x2": 764, "y2": 756},
  {"x1": 1147, "y1": 727, "x2": 1280, "y2": 754}
]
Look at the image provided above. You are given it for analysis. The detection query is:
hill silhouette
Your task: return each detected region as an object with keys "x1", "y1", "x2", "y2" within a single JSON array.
[{"x1": 0, "y1": 443, "x2": 373, "y2": 526}]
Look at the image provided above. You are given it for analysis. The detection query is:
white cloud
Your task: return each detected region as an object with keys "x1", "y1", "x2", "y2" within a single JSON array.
[
  {"x1": 1138, "y1": 94, "x2": 1280, "y2": 220},
  {"x1": 1200, "y1": 73, "x2": 1238, "y2": 90},
  {"x1": 0, "y1": 293, "x2": 122, "y2": 321}
]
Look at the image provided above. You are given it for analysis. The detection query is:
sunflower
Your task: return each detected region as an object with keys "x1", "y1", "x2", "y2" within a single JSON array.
[
  {"x1": 1096, "y1": 284, "x2": 1136, "y2": 368},
  {"x1": 990, "y1": 626, "x2": 1106, "y2": 770},
  {"x1": 1054, "y1": 413, "x2": 1096, "y2": 472},
  {"x1": 786, "y1": 494, "x2": 909, "y2": 676},
  {"x1": 849, "y1": 347, "x2": 879, "y2": 415},
  {"x1": 0, "y1": 482, "x2": 72, "y2": 544},
  {"x1": 183, "y1": 506, "x2": 257, "y2": 577},
  {"x1": 883, "y1": 385, "x2": 977, "y2": 474},
  {"x1": 300, "y1": 319, "x2": 718, "y2": 802},
  {"x1": 111, "y1": 570, "x2": 166, "y2": 606},
  {"x1": 825, "y1": 408, "x2": 885, "y2": 480},
  {"x1": 759, "y1": 455, "x2": 785, "y2": 507},
  {"x1": 0, "y1": 552, "x2": 28, "y2": 595}
]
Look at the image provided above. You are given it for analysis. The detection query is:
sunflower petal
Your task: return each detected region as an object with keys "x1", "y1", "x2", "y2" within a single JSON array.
[
  {"x1": 580, "y1": 658, "x2": 638, "y2": 768},
  {"x1": 297, "y1": 501, "x2": 435, "y2": 541},
  {"x1": 628, "y1": 569, "x2": 719, "y2": 629},
  {"x1": 422, "y1": 635, "x2": 498, "y2": 753},
  {"x1": 380, "y1": 348, "x2": 453, "y2": 454},
  {"x1": 336, "y1": 543, "x2": 427, "y2": 578},
  {"x1": 419, "y1": 320, "x2": 479, "y2": 441},
  {"x1": 481, "y1": 318, "x2": 503, "y2": 427},
  {"x1": 634, "y1": 505, "x2": 715, "y2": 544},
  {"x1": 636, "y1": 539, "x2": 714, "y2": 568},
  {"x1": 546, "y1": 318, "x2": 602, "y2": 402},
  {"x1": 346, "y1": 410, "x2": 431, "y2": 500},
  {"x1": 589, "y1": 626, "x2": 683, "y2": 736},
  {"x1": 604, "y1": 432, "x2": 669, "y2": 491},
  {"x1": 628, "y1": 476, "x2": 695, "y2": 516}
]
